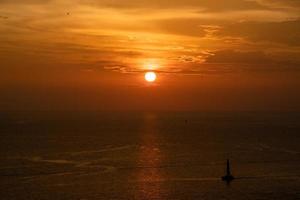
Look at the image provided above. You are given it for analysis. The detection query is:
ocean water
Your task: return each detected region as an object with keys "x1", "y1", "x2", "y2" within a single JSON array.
[{"x1": 0, "y1": 111, "x2": 299, "y2": 199}]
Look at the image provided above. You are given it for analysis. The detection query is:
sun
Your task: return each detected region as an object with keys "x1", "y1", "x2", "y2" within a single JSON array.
[{"x1": 145, "y1": 72, "x2": 157, "y2": 82}]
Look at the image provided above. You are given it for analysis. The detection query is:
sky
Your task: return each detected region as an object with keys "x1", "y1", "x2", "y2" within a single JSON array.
[{"x1": 0, "y1": 0, "x2": 300, "y2": 111}]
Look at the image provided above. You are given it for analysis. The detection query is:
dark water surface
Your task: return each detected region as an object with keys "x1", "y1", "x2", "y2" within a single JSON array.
[{"x1": 0, "y1": 111, "x2": 300, "y2": 199}]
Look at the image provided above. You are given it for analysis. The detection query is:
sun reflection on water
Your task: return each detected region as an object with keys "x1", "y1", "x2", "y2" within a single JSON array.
[{"x1": 134, "y1": 113, "x2": 167, "y2": 200}]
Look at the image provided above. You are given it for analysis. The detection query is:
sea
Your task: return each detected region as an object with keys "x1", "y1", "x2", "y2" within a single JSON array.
[{"x1": 0, "y1": 111, "x2": 299, "y2": 199}]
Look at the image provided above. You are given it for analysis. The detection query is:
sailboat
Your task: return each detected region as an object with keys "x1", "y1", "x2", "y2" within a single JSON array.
[{"x1": 222, "y1": 159, "x2": 235, "y2": 182}]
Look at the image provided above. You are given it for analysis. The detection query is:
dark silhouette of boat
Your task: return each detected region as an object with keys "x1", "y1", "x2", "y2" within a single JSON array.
[{"x1": 222, "y1": 159, "x2": 234, "y2": 183}]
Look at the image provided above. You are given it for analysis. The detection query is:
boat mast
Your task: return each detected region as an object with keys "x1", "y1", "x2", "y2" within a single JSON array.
[{"x1": 226, "y1": 159, "x2": 231, "y2": 175}]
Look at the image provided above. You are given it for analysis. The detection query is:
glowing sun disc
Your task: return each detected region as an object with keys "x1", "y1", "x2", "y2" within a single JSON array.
[{"x1": 145, "y1": 72, "x2": 157, "y2": 82}]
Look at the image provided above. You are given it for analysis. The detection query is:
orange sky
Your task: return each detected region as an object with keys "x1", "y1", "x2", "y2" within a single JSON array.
[{"x1": 0, "y1": 0, "x2": 300, "y2": 111}]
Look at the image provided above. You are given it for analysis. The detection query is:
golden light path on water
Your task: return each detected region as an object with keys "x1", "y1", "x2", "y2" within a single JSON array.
[{"x1": 134, "y1": 113, "x2": 166, "y2": 199}]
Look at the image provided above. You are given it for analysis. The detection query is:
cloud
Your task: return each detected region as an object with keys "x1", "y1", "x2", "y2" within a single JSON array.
[
  {"x1": 0, "y1": 0, "x2": 52, "y2": 4},
  {"x1": 217, "y1": 20, "x2": 300, "y2": 46},
  {"x1": 256, "y1": 0, "x2": 300, "y2": 9},
  {"x1": 201, "y1": 49, "x2": 300, "y2": 73},
  {"x1": 0, "y1": 0, "x2": 267, "y2": 11},
  {"x1": 150, "y1": 18, "x2": 207, "y2": 37},
  {"x1": 1, "y1": 0, "x2": 299, "y2": 77},
  {"x1": 99, "y1": 49, "x2": 300, "y2": 75},
  {"x1": 0, "y1": 16, "x2": 8, "y2": 19},
  {"x1": 205, "y1": 50, "x2": 271, "y2": 64}
]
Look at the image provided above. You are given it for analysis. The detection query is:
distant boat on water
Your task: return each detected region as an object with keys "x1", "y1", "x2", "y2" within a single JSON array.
[{"x1": 222, "y1": 159, "x2": 235, "y2": 183}]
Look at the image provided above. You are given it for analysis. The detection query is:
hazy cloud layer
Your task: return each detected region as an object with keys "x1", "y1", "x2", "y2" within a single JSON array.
[
  {"x1": 0, "y1": 0, "x2": 300, "y2": 76},
  {"x1": 0, "y1": 0, "x2": 266, "y2": 10},
  {"x1": 217, "y1": 20, "x2": 300, "y2": 46},
  {"x1": 257, "y1": 0, "x2": 300, "y2": 8}
]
